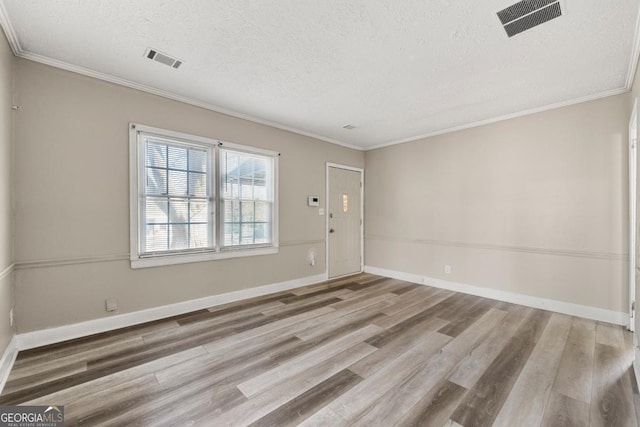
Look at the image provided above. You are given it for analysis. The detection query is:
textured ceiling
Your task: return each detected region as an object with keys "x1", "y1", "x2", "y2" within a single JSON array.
[{"x1": 1, "y1": 0, "x2": 639, "y2": 149}]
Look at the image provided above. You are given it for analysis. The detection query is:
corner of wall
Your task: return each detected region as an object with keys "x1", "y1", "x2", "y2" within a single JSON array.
[{"x1": 0, "y1": 14, "x2": 16, "y2": 384}]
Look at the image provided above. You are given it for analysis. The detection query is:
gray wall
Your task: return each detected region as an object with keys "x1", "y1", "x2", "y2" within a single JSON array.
[
  {"x1": 8, "y1": 47, "x2": 640, "y2": 334},
  {"x1": 0, "y1": 30, "x2": 14, "y2": 353},
  {"x1": 364, "y1": 93, "x2": 630, "y2": 314},
  {"x1": 12, "y1": 59, "x2": 364, "y2": 333}
]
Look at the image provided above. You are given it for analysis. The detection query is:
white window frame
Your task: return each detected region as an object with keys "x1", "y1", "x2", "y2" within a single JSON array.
[{"x1": 129, "y1": 123, "x2": 279, "y2": 269}]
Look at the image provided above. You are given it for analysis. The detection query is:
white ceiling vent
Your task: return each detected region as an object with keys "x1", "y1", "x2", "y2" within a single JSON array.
[
  {"x1": 145, "y1": 48, "x2": 182, "y2": 69},
  {"x1": 497, "y1": 0, "x2": 563, "y2": 37}
]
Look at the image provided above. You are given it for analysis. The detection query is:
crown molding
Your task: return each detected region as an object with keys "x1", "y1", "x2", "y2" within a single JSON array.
[
  {"x1": 16, "y1": 51, "x2": 365, "y2": 151},
  {"x1": 366, "y1": 86, "x2": 629, "y2": 150}
]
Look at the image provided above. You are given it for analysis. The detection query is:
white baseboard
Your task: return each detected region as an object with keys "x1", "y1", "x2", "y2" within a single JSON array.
[
  {"x1": 364, "y1": 266, "x2": 628, "y2": 326},
  {"x1": 0, "y1": 335, "x2": 18, "y2": 394},
  {"x1": 16, "y1": 273, "x2": 327, "y2": 351}
]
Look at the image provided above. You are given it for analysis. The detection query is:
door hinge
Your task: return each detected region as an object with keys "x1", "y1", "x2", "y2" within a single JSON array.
[{"x1": 632, "y1": 301, "x2": 636, "y2": 318}]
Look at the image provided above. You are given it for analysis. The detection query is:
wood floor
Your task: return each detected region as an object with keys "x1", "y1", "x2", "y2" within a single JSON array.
[{"x1": 1, "y1": 273, "x2": 639, "y2": 426}]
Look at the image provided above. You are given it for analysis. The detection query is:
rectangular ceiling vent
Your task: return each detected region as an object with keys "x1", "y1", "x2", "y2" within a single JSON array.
[
  {"x1": 145, "y1": 48, "x2": 182, "y2": 69},
  {"x1": 497, "y1": 0, "x2": 562, "y2": 38}
]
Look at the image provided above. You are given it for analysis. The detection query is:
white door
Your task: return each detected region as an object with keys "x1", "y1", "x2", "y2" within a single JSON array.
[{"x1": 328, "y1": 165, "x2": 362, "y2": 278}]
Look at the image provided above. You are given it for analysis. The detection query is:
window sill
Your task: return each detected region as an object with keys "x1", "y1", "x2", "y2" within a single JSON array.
[{"x1": 130, "y1": 246, "x2": 279, "y2": 269}]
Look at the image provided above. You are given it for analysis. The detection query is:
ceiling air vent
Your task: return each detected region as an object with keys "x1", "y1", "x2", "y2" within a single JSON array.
[
  {"x1": 497, "y1": 0, "x2": 562, "y2": 37},
  {"x1": 145, "y1": 48, "x2": 182, "y2": 69}
]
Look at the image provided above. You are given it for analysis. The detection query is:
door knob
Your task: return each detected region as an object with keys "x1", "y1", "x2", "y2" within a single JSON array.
[{"x1": 329, "y1": 228, "x2": 335, "y2": 233}]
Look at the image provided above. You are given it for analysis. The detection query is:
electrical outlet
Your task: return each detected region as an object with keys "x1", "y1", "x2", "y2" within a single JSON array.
[
  {"x1": 9, "y1": 308, "x2": 13, "y2": 328},
  {"x1": 105, "y1": 298, "x2": 118, "y2": 312},
  {"x1": 445, "y1": 265, "x2": 452, "y2": 274}
]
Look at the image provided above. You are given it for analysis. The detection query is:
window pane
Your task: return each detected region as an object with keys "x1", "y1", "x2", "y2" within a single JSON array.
[
  {"x1": 168, "y1": 170, "x2": 188, "y2": 196},
  {"x1": 146, "y1": 142, "x2": 166, "y2": 168},
  {"x1": 253, "y1": 180, "x2": 267, "y2": 200},
  {"x1": 225, "y1": 152, "x2": 239, "y2": 177},
  {"x1": 254, "y1": 223, "x2": 269, "y2": 244},
  {"x1": 190, "y1": 224, "x2": 209, "y2": 248},
  {"x1": 240, "y1": 178, "x2": 253, "y2": 199},
  {"x1": 189, "y1": 149, "x2": 207, "y2": 172},
  {"x1": 146, "y1": 224, "x2": 168, "y2": 252},
  {"x1": 146, "y1": 168, "x2": 167, "y2": 195},
  {"x1": 145, "y1": 198, "x2": 168, "y2": 223},
  {"x1": 255, "y1": 202, "x2": 270, "y2": 222},
  {"x1": 190, "y1": 200, "x2": 208, "y2": 223},
  {"x1": 224, "y1": 200, "x2": 240, "y2": 222},
  {"x1": 168, "y1": 199, "x2": 189, "y2": 223},
  {"x1": 223, "y1": 176, "x2": 239, "y2": 199},
  {"x1": 241, "y1": 201, "x2": 254, "y2": 222},
  {"x1": 168, "y1": 145, "x2": 188, "y2": 170},
  {"x1": 169, "y1": 224, "x2": 189, "y2": 250},
  {"x1": 254, "y1": 158, "x2": 267, "y2": 180},
  {"x1": 224, "y1": 223, "x2": 240, "y2": 246},
  {"x1": 239, "y1": 157, "x2": 253, "y2": 178},
  {"x1": 220, "y1": 149, "x2": 274, "y2": 247},
  {"x1": 241, "y1": 224, "x2": 255, "y2": 245},
  {"x1": 189, "y1": 172, "x2": 207, "y2": 197},
  {"x1": 143, "y1": 196, "x2": 213, "y2": 253}
]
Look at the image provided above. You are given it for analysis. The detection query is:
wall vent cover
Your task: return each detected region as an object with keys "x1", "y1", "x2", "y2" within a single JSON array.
[
  {"x1": 497, "y1": 0, "x2": 562, "y2": 37},
  {"x1": 145, "y1": 48, "x2": 182, "y2": 69}
]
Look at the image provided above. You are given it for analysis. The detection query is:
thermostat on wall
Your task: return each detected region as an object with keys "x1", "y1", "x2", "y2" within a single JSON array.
[{"x1": 308, "y1": 196, "x2": 320, "y2": 207}]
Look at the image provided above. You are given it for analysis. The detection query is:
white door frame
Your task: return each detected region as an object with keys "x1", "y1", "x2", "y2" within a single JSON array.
[
  {"x1": 326, "y1": 163, "x2": 364, "y2": 279},
  {"x1": 630, "y1": 98, "x2": 638, "y2": 332}
]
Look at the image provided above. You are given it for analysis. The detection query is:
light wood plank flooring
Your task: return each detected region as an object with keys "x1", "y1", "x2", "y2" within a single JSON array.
[{"x1": 1, "y1": 273, "x2": 638, "y2": 426}]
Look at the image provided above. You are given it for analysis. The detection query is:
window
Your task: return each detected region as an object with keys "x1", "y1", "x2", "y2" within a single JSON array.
[
  {"x1": 143, "y1": 139, "x2": 212, "y2": 253},
  {"x1": 220, "y1": 150, "x2": 274, "y2": 247},
  {"x1": 130, "y1": 124, "x2": 278, "y2": 268}
]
